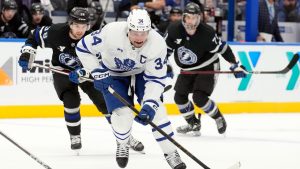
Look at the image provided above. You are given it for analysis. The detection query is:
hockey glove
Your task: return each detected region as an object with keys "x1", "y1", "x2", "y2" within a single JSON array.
[
  {"x1": 91, "y1": 68, "x2": 112, "y2": 94},
  {"x1": 69, "y1": 67, "x2": 90, "y2": 84},
  {"x1": 229, "y1": 62, "x2": 248, "y2": 78},
  {"x1": 18, "y1": 46, "x2": 36, "y2": 71},
  {"x1": 135, "y1": 102, "x2": 157, "y2": 126}
]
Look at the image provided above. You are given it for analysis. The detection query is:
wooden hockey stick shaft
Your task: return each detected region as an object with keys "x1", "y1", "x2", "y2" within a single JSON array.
[
  {"x1": 0, "y1": 130, "x2": 52, "y2": 169},
  {"x1": 181, "y1": 53, "x2": 299, "y2": 75},
  {"x1": 32, "y1": 63, "x2": 210, "y2": 168}
]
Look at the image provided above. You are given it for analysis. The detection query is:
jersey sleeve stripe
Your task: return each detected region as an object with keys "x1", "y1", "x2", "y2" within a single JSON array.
[
  {"x1": 210, "y1": 42, "x2": 221, "y2": 53},
  {"x1": 218, "y1": 43, "x2": 228, "y2": 55}
]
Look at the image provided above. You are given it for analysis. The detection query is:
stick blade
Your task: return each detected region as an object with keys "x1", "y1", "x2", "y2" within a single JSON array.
[
  {"x1": 226, "y1": 161, "x2": 241, "y2": 169},
  {"x1": 287, "y1": 53, "x2": 299, "y2": 70}
]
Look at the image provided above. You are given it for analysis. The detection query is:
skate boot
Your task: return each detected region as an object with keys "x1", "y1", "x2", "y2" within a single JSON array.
[
  {"x1": 215, "y1": 115, "x2": 227, "y2": 134},
  {"x1": 70, "y1": 135, "x2": 82, "y2": 150},
  {"x1": 176, "y1": 114, "x2": 201, "y2": 136},
  {"x1": 164, "y1": 150, "x2": 186, "y2": 169},
  {"x1": 116, "y1": 141, "x2": 129, "y2": 168},
  {"x1": 128, "y1": 135, "x2": 145, "y2": 153}
]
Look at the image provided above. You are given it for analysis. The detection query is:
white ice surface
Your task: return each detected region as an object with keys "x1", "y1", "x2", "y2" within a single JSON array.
[{"x1": 0, "y1": 114, "x2": 300, "y2": 169}]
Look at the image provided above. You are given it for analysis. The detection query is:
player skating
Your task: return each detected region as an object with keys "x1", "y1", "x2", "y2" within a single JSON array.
[
  {"x1": 76, "y1": 9, "x2": 186, "y2": 169},
  {"x1": 165, "y1": 2, "x2": 248, "y2": 136}
]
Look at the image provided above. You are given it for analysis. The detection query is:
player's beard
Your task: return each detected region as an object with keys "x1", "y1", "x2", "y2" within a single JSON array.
[
  {"x1": 69, "y1": 30, "x2": 85, "y2": 40},
  {"x1": 184, "y1": 24, "x2": 197, "y2": 35}
]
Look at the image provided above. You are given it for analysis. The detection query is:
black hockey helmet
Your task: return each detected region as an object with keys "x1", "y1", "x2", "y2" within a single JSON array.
[
  {"x1": 68, "y1": 7, "x2": 90, "y2": 24},
  {"x1": 88, "y1": 7, "x2": 97, "y2": 22},
  {"x1": 89, "y1": 1, "x2": 103, "y2": 15},
  {"x1": 2, "y1": 0, "x2": 17, "y2": 10},
  {"x1": 184, "y1": 2, "x2": 201, "y2": 15},
  {"x1": 30, "y1": 3, "x2": 45, "y2": 14},
  {"x1": 170, "y1": 6, "x2": 182, "y2": 14}
]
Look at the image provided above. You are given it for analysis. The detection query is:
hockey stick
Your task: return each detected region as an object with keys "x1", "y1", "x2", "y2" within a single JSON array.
[
  {"x1": 98, "y1": 0, "x2": 110, "y2": 30},
  {"x1": 31, "y1": 63, "x2": 172, "y2": 93},
  {"x1": 0, "y1": 130, "x2": 52, "y2": 169},
  {"x1": 181, "y1": 53, "x2": 299, "y2": 75}
]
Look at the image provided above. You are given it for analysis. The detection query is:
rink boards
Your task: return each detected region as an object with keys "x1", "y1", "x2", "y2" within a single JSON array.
[{"x1": 0, "y1": 39, "x2": 300, "y2": 117}]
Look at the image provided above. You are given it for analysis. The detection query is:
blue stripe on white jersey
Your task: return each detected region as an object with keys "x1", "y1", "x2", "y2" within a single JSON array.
[
  {"x1": 145, "y1": 79, "x2": 165, "y2": 88},
  {"x1": 76, "y1": 37, "x2": 91, "y2": 54},
  {"x1": 144, "y1": 74, "x2": 167, "y2": 80},
  {"x1": 81, "y1": 37, "x2": 91, "y2": 53},
  {"x1": 76, "y1": 46, "x2": 91, "y2": 54}
]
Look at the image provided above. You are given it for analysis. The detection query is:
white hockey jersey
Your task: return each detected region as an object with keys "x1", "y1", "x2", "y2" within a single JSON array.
[{"x1": 76, "y1": 21, "x2": 168, "y2": 102}]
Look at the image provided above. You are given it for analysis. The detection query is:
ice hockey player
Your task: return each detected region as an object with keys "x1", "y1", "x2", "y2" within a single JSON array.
[
  {"x1": 18, "y1": 7, "x2": 144, "y2": 154},
  {"x1": 27, "y1": 3, "x2": 52, "y2": 31},
  {"x1": 0, "y1": 0, "x2": 29, "y2": 38},
  {"x1": 165, "y1": 2, "x2": 248, "y2": 136},
  {"x1": 75, "y1": 9, "x2": 186, "y2": 169}
]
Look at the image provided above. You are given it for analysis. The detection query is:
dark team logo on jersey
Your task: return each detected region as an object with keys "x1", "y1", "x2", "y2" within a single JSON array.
[
  {"x1": 178, "y1": 47, "x2": 197, "y2": 65},
  {"x1": 58, "y1": 53, "x2": 82, "y2": 68},
  {"x1": 114, "y1": 58, "x2": 136, "y2": 71}
]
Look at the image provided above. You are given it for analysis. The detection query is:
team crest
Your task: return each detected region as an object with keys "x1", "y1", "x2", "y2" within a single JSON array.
[
  {"x1": 114, "y1": 58, "x2": 136, "y2": 71},
  {"x1": 59, "y1": 53, "x2": 82, "y2": 68},
  {"x1": 177, "y1": 46, "x2": 197, "y2": 65}
]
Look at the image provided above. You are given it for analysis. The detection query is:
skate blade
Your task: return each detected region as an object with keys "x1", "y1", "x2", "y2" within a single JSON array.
[
  {"x1": 73, "y1": 149, "x2": 80, "y2": 156},
  {"x1": 177, "y1": 131, "x2": 201, "y2": 137},
  {"x1": 226, "y1": 161, "x2": 241, "y2": 169},
  {"x1": 130, "y1": 148, "x2": 146, "y2": 154},
  {"x1": 192, "y1": 131, "x2": 201, "y2": 136},
  {"x1": 135, "y1": 150, "x2": 146, "y2": 154}
]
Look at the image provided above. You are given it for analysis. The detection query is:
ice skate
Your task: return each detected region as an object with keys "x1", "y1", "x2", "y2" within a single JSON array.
[
  {"x1": 116, "y1": 141, "x2": 129, "y2": 168},
  {"x1": 164, "y1": 150, "x2": 186, "y2": 169},
  {"x1": 128, "y1": 135, "x2": 145, "y2": 154},
  {"x1": 176, "y1": 114, "x2": 201, "y2": 136},
  {"x1": 215, "y1": 115, "x2": 227, "y2": 135},
  {"x1": 70, "y1": 135, "x2": 81, "y2": 155}
]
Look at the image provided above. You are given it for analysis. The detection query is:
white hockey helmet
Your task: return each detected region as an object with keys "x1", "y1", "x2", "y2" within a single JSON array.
[{"x1": 127, "y1": 9, "x2": 151, "y2": 32}]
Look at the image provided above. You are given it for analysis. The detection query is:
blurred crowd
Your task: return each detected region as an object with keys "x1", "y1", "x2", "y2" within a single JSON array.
[{"x1": 0, "y1": 0, "x2": 299, "y2": 41}]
